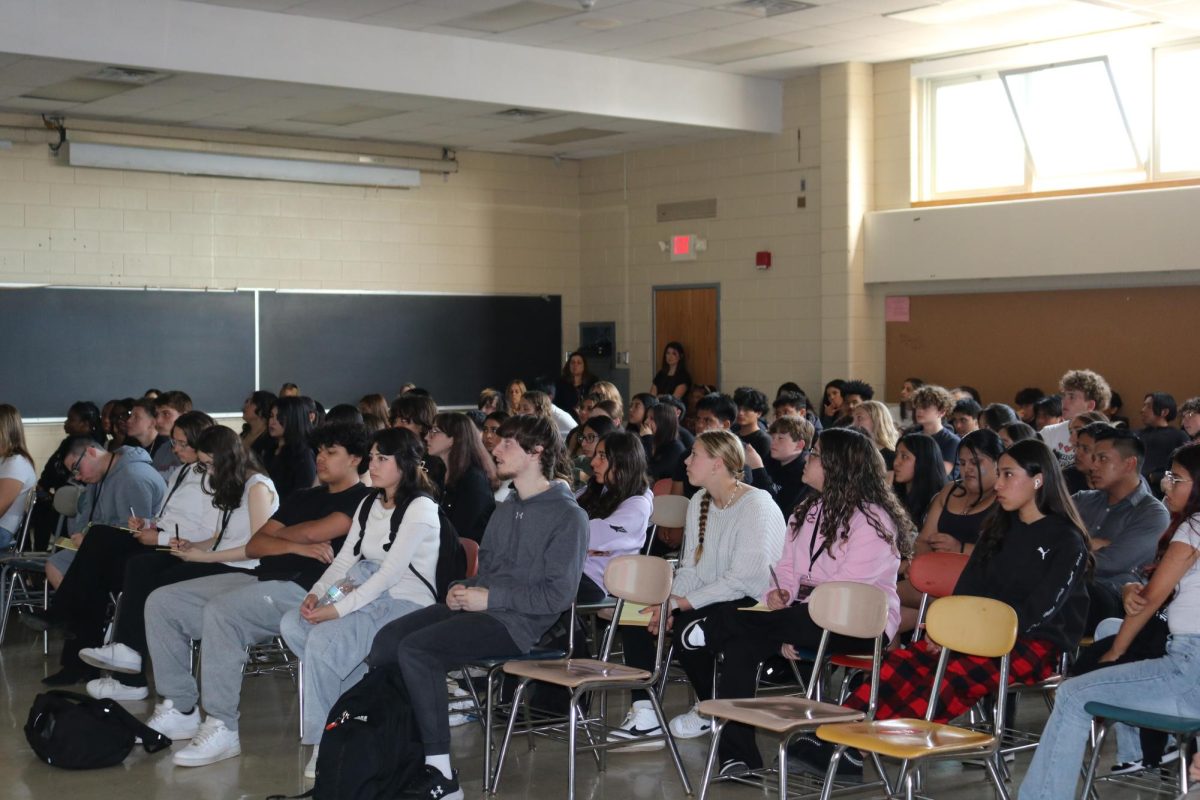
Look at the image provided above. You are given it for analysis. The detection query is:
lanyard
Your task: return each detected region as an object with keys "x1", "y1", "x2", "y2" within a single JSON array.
[
  {"x1": 86, "y1": 455, "x2": 116, "y2": 523},
  {"x1": 210, "y1": 508, "x2": 235, "y2": 552},
  {"x1": 807, "y1": 506, "x2": 829, "y2": 572},
  {"x1": 158, "y1": 465, "x2": 192, "y2": 517}
]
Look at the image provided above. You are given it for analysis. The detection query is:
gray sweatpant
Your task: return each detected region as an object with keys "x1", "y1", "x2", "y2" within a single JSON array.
[{"x1": 145, "y1": 572, "x2": 306, "y2": 730}]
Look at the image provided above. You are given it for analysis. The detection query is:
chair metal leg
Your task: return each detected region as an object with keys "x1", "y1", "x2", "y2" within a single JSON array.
[
  {"x1": 904, "y1": 771, "x2": 915, "y2": 800},
  {"x1": 819, "y1": 746, "x2": 847, "y2": 800},
  {"x1": 697, "y1": 718, "x2": 724, "y2": 800},
  {"x1": 297, "y1": 660, "x2": 305, "y2": 740},
  {"x1": 985, "y1": 756, "x2": 1011, "y2": 800},
  {"x1": 1080, "y1": 722, "x2": 1110, "y2": 800},
  {"x1": 0, "y1": 570, "x2": 14, "y2": 645},
  {"x1": 567, "y1": 686, "x2": 578, "y2": 800},
  {"x1": 1178, "y1": 731, "x2": 1189, "y2": 796},
  {"x1": 42, "y1": 577, "x2": 49, "y2": 655},
  {"x1": 490, "y1": 678, "x2": 530, "y2": 796},
  {"x1": 647, "y1": 686, "x2": 692, "y2": 795},
  {"x1": 482, "y1": 668, "x2": 499, "y2": 791},
  {"x1": 597, "y1": 691, "x2": 608, "y2": 774},
  {"x1": 778, "y1": 737, "x2": 790, "y2": 800},
  {"x1": 871, "y1": 752, "x2": 894, "y2": 796}
]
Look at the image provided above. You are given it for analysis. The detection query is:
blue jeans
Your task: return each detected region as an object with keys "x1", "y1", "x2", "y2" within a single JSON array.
[
  {"x1": 1019, "y1": 634, "x2": 1200, "y2": 799},
  {"x1": 0, "y1": 525, "x2": 14, "y2": 550}
]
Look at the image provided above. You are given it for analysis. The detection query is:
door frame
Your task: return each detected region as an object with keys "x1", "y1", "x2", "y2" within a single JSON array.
[{"x1": 651, "y1": 283, "x2": 722, "y2": 391}]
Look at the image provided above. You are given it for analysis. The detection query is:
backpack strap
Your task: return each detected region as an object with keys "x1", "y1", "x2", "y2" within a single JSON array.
[{"x1": 352, "y1": 489, "x2": 383, "y2": 557}]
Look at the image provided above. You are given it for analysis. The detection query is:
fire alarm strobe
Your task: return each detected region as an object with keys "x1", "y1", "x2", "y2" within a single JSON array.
[{"x1": 756, "y1": 251, "x2": 772, "y2": 270}]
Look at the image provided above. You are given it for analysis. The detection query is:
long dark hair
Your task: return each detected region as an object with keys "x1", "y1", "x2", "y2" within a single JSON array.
[
  {"x1": 433, "y1": 411, "x2": 498, "y2": 491},
  {"x1": 659, "y1": 341, "x2": 688, "y2": 376},
  {"x1": 272, "y1": 396, "x2": 314, "y2": 453},
  {"x1": 198, "y1": 426, "x2": 262, "y2": 511},
  {"x1": 975, "y1": 438, "x2": 1090, "y2": 567},
  {"x1": 949, "y1": 429, "x2": 1004, "y2": 508},
  {"x1": 370, "y1": 427, "x2": 437, "y2": 505},
  {"x1": 649, "y1": 403, "x2": 679, "y2": 454},
  {"x1": 1154, "y1": 442, "x2": 1200, "y2": 562},
  {"x1": 793, "y1": 428, "x2": 914, "y2": 558},
  {"x1": 173, "y1": 411, "x2": 215, "y2": 450},
  {"x1": 894, "y1": 433, "x2": 948, "y2": 525},
  {"x1": 68, "y1": 401, "x2": 104, "y2": 441},
  {"x1": 979, "y1": 403, "x2": 1018, "y2": 431},
  {"x1": 576, "y1": 431, "x2": 649, "y2": 521},
  {"x1": 561, "y1": 351, "x2": 596, "y2": 385},
  {"x1": 389, "y1": 393, "x2": 437, "y2": 434}
]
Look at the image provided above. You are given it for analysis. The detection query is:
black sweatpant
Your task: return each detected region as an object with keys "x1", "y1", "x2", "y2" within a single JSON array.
[
  {"x1": 1086, "y1": 581, "x2": 1124, "y2": 635},
  {"x1": 368, "y1": 605, "x2": 521, "y2": 755}
]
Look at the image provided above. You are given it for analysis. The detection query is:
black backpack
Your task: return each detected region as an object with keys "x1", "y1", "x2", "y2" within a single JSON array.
[
  {"x1": 353, "y1": 490, "x2": 468, "y2": 602},
  {"x1": 25, "y1": 690, "x2": 172, "y2": 769}
]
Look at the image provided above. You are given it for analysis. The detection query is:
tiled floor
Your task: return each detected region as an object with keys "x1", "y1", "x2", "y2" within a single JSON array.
[{"x1": 0, "y1": 625, "x2": 1183, "y2": 799}]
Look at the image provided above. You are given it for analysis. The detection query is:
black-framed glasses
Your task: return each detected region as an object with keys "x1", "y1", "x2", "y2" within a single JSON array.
[
  {"x1": 581, "y1": 434, "x2": 599, "y2": 444},
  {"x1": 67, "y1": 453, "x2": 85, "y2": 478}
]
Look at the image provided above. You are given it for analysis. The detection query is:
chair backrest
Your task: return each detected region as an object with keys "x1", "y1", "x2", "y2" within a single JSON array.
[
  {"x1": 12, "y1": 488, "x2": 37, "y2": 552},
  {"x1": 651, "y1": 477, "x2": 674, "y2": 496},
  {"x1": 604, "y1": 555, "x2": 673, "y2": 606},
  {"x1": 808, "y1": 581, "x2": 889, "y2": 639},
  {"x1": 461, "y1": 538, "x2": 479, "y2": 578},
  {"x1": 650, "y1": 494, "x2": 689, "y2": 528},
  {"x1": 925, "y1": 596, "x2": 1017, "y2": 658},
  {"x1": 53, "y1": 484, "x2": 83, "y2": 518},
  {"x1": 908, "y1": 551, "x2": 969, "y2": 598}
]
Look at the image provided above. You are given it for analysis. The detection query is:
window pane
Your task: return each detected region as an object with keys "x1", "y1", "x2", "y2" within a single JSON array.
[
  {"x1": 1002, "y1": 59, "x2": 1140, "y2": 179},
  {"x1": 932, "y1": 78, "x2": 1025, "y2": 194},
  {"x1": 1157, "y1": 46, "x2": 1200, "y2": 174}
]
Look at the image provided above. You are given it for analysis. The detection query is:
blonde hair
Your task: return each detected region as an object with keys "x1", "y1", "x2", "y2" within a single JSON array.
[
  {"x1": 853, "y1": 400, "x2": 900, "y2": 450},
  {"x1": 692, "y1": 429, "x2": 746, "y2": 564},
  {"x1": 0, "y1": 405, "x2": 34, "y2": 467}
]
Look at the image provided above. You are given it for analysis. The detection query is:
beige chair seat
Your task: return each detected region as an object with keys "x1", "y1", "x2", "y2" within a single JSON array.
[
  {"x1": 817, "y1": 718, "x2": 996, "y2": 760},
  {"x1": 698, "y1": 697, "x2": 864, "y2": 733},
  {"x1": 502, "y1": 658, "x2": 652, "y2": 688}
]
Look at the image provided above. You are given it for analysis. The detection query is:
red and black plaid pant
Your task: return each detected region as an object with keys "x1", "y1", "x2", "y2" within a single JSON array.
[{"x1": 845, "y1": 637, "x2": 1060, "y2": 723}]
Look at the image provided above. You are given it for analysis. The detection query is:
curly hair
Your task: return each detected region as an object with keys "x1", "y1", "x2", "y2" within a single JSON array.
[
  {"x1": 911, "y1": 384, "x2": 954, "y2": 416},
  {"x1": 1060, "y1": 369, "x2": 1112, "y2": 411},
  {"x1": 792, "y1": 428, "x2": 915, "y2": 559}
]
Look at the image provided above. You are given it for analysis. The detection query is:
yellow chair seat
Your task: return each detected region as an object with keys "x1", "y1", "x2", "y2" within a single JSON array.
[
  {"x1": 502, "y1": 658, "x2": 651, "y2": 688},
  {"x1": 698, "y1": 698, "x2": 864, "y2": 734},
  {"x1": 816, "y1": 719, "x2": 996, "y2": 760}
]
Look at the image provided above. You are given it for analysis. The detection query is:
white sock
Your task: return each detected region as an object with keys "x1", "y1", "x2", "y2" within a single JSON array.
[
  {"x1": 632, "y1": 699, "x2": 652, "y2": 711},
  {"x1": 426, "y1": 754, "x2": 452, "y2": 780},
  {"x1": 682, "y1": 619, "x2": 707, "y2": 649}
]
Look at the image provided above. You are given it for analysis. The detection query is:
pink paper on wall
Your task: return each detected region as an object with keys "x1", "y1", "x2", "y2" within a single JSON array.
[{"x1": 885, "y1": 296, "x2": 910, "y2": 322}]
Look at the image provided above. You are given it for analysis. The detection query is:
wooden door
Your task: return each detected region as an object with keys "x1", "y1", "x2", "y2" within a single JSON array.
[{"x1": 654, "y1": 286, "x2": 719, "y2": 390}]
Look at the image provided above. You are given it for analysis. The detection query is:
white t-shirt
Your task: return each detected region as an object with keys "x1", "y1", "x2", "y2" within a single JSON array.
[
  {"x1": 0, "y1": 454, "x2": 36, "y2": 533},
  {"x1": 212, "y1": 473, "x2": 278, "y2": 570},
  {"x1": 1041, "y1": 420, "x2": 1072, "y2": 459},
  {"x1": 1167, "y1": 514, "x2": 1200, "y2": 635},
  {"x1": 312, "y1": 494, "x2": 441, "y2": 617},
  {"x1": 156, "y1": 464, "x2": 222, "y2": 543}
]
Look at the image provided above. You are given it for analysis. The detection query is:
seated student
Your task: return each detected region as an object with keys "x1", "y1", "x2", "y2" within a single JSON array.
[
  {"x1": 1034, "y1": 395, "x2": 1064, "y2": 432},
  {"x1": 574, "y1": 430, "x2": 653, "y2": 603},
  {"x1": 124, "y1": 398, "x2": 175, "y2": 474},
  {"x1": 151, "y1": 391, "x2": 193, "y2": 473},
  {"x1": 733, "y1": 386, "x2": 772, "y2": 465},
  {"x1": 0, "y1": 404, "x2": 36, "y2": 549},
  {"x1": 1014, "y1": 387, "x2": 1046, "y2": 426},
  {"x1": 670, "y1": 393, "x2": 761, "y2": 500},
  {"x1": 798, "y1": 439, "x2": 1091, "y2": 781},
  {"x1": 951, "y1": 386, "x2": 981, "y2": 404},
  {"x1": 1019, "y1": 443, "x2": 1200, "y2": 800},
  {"x1": 820, "y1": 380, "x2": 847, "y2": 429},
  {"x1": 555, "y1": 351, "x2": 595, "y2": 420},
  {"x1": 651, "y1": 340, "x2": 691, "y2": 401},
  {"x1": 358, "y1": 392, "x2": 390, "y2": 424},
  {"x1": 1139, "y1": 392, "x2": 1191, "y2": 491},
  {"x1": 279, "y1": 382, "x2": 300, "y2": 398},
  {"x1": 657, "y1": 393, "x2": 695, "y2": 449},
  {"x1": 367, "y1": 415, "x2": 588, "y2": 800},
  {"x1": 138, "y1": 423, "x2": 372, "y2": 767},
  {"x1": 978, "y1": 402, "x2": 1019, "y2": 433},
  {"x1": 626, "y1": 392, "x2": 659, "y2": 436},
  {"x1": 774, "y1": 388, "x2": 822, "y2": 435},
  {"x1": 909, "y1": 384, "x2": 961, "y2": 476},
  {"x1": 32, "y1": 401, "x2": 104, "y2": 551},
  {"x1": 898, "y1": 377, "x2": 924, "y2": 426},
  {"x1": 590, "y1": 398, "x2": 624, "y2": 427},
  {"x1": 1039, "y1": 369, "x2": 1112, "y2": 461},
  {"x1": 891, "y1": 433, "x2": 948, "y2": 529},
  {"x1": 425, "y1": 412, "x2": 497, "y2": 542},
  {"x1": 683, "y1": 383, "x2": 711, "y2": 434},
  {"x1": 44, "y1": 435, "x2": 166, "y2": 590},
  {"x1": 105, "y1": 398, "x2": 133, "y2": 452},
  {"x1": 477, "y1": 388, "x2": 503, "y2": 416},
  {"x1": 571, "y1": 414, "x2": 612, "y2": 487},
  {"x1": 263, "y1": 396, "x2": 318, "y2": 501},
  {"x1": 850, "y1": 400, "x2": 900, "y2": 471},
  {"x1": 949, "y1": 397, "x2": 981, "y2": 437},
  {"x1": 1061, "y1": 411, "x2": 1109, "y2": 494},
  {"x1": 482, "y1": 411, "x2": 513, "y2": 502},
  {"x1": 281, "y1": 428, "x2": 440, "y2": 776},
  {"x1": 611, "y1": 429, "x2": 786, "y2": 748},
  {"x1": 80, "y1": 425, "x2": 276, "y2": 700},
  {"x1": 389, "y1": 392, "x2": 437, "y2": 437},
  {"x1": 999, "y1": 421, "x2": 1038, "y2": 449},
  {"x1": 841, "y1": 379, "x2": 874, "y2": 412},
  {"x1": 240, "y1": 390, "x2": 276, "y2": 463},
  {"x1": 325, "y1": 404, "x2": 364, "y2": 427},
  {"x1": 1179, "y1": 397, "x2": 1200, "y2": 442},
  {"x1": 1075, "y1": 425, "x2": 1169, "y2": 633},
  {"x1": 527, "y1": 378, "x2": 584, "y2": 437},
  {"x1": 643, "y1": 403, "x2": 688, "y2": 484},
  {"x1": 687, "y1": 428, "x2": 912, "y2": 774}
]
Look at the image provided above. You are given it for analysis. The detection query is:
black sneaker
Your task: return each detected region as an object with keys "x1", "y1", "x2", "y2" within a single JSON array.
[
  {"x1": 719, "y1": 759, "x2": 750, "y2": 777},
  {"x1": 787, "y1": 737, "x2": 863, "y2": 784},
  {"x1": 1110, "y1": 760, "x2": 1146, "y2": 776},
  {"x1": 21, "y1": 609, "x2": 67, "y2": 635},
  {"x1": 42, "y1": 665, "x2": 99, "y2": 686},
  {"x1": 400, "y1": 765, "x2": 464, "y2": 800}
]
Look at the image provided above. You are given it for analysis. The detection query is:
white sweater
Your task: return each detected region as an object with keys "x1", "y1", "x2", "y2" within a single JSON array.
[
  {"x1": 312, "y1": 495, "x2": 440, "y2": 617},
  {"x1": 671, "y1": 486, "x2": 787, "y2": 610}
]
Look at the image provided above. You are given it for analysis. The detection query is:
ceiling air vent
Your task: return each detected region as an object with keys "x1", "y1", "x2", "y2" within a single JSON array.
[
  {"x1": 718, "y1": 0, "x2": 816, "y2": 17},
  {"x1": 87, "y1": 66, "x2": 171, "y2": 85},
  {"x1": 494, "y1": 108, "x2": 550, "y2": 120}
]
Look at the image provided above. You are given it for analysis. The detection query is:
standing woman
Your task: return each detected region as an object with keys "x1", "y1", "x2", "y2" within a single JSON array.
[
  {"x1": 263, "y1": 396, "x2": 317, "y2": 501},
  {"x1": 643, "y1": 403, "x2": 687, "y2": 484},
  {"x1": 0, "y1": 405, "x2": 37, "y2": 549},
  {"x1": 281, "y1": 428, "x2": 441, "y2": 774},
  {"x1": 689, "y1": 428, "x2": 912, "y2": 773},
  {"x1": 651, "y1": 341, "x2": 692, "y2": 401},
  {"x1": 241, "y1": 390, "x2": 276, "y2": 464},
  {"x1": 610, "y1": 430, "x2": 786, "y2": 749},
  {"x1": 555, "y1": 352, "x2": 596, "y2": 419},
  {"x1": 424, "y1": 412, "x2": 497, "y2": 542},
  {"x1": 851, "y1": 400, "x2": 901, "y2": 471},
  {"x1": 574, "y1": 431, "x2": 653, "y2": 602}
]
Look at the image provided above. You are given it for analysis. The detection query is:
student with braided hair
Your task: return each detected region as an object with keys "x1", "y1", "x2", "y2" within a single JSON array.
[{"x1": 609, "y1": 429, "x2": 786, "y2": 751}]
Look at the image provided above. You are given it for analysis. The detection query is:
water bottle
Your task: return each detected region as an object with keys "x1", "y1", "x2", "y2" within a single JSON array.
[{"x1": 316, "y1": 578, "x2": 357, "y2": 607}]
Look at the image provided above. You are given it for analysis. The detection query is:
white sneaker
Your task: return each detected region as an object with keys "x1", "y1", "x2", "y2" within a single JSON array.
[
  {"x1": 78, "y1": 642, "x2": 142, "y2": 674},
  {"x1": 607, "y1": 700, "x2": 664, "y2": 752},
  {"x1": 86, "y1": 676, "x2": 148, "y2": 700},
  {"x1": 145, "y1": 699, "x2": 201, "y2": 741},
  {"x1": 669, "y1": 705, "x2": 712, "y2": 739},
  {"x1": 173, "y1": 718, "x2": 241, "y2": 766},
  {"x1": 448, "y1": 697, "x2": 475, "y2": 712},
  {"x1": 304, "y1": 746, "x2": 319, "y2": 780}
]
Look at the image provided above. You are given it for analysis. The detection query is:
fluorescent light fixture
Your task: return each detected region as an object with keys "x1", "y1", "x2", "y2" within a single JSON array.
[
  {"x1": 887, "y1": 0, "x2": 1058, "y2": 25},
  {"x1": 64, "y1": 142, "x2": 420, "y2": 188}
]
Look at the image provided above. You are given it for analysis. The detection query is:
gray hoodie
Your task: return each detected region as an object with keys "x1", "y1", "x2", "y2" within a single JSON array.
[
  {"x1": 460, "y1": 480, "x2": 587, "y2": 651},
  {"x1": 74, "y1": 446, "x2": 166, "y2": 534}
]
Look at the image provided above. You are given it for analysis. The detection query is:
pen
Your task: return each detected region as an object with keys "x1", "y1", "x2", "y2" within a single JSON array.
[{"x1": 768, "y1": 565, "x2": 784, "y2": 597}]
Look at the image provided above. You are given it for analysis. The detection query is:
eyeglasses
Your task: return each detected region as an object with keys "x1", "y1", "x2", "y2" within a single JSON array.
[
  {"x1": 67, "y1": 453, "x2": 85, "y2": 477},
  {"x1": 1161, "y1": 471, "x2": 1193, "y2": 487},
  {"x1": 581, "y1": 434, "x2": 599, "y2": 444},
  {"x1": 171, "y1": 439, "x2": 191, "y2": 450}
]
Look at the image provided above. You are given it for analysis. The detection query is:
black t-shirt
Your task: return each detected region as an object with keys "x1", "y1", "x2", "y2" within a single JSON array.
[
  {"x1": 1139, "y1": 426, "x2": 1191, "y2": 484},
  {"x1": 652, "y1": 368, "x2": 691, "y2": 398},
  {"x1": 253, "y1": 482, "x2": 373, "y2": 590},
  {"x1": 930, "y1": 426, "x2": 962, "y2": 479},
  {"x1": 739, "y1": 427, "x2": 772, "y2": 466}
]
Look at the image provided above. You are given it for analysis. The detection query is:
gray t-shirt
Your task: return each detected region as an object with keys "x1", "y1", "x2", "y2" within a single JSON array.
[{"x1": 0, "y1": 454, "x2": 36, "y2": 533}]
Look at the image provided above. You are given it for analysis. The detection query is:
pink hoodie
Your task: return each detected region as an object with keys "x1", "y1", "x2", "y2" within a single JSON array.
[{"x1": 767, "y1": 501, "x2": 903, "y2": 642}]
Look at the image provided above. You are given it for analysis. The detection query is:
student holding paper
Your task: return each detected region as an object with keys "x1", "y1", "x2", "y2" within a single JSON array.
[{"x1": 687, "y1": 427, "x2": 913, "y2": 775}]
